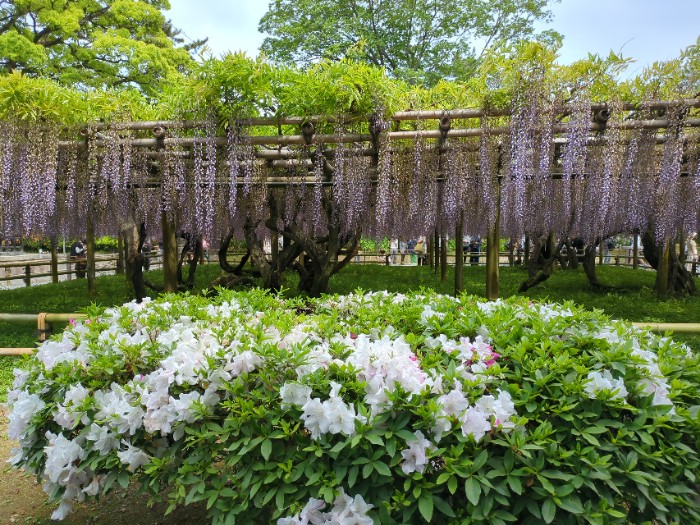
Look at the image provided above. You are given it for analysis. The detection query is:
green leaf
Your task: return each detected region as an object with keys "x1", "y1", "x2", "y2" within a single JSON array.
[
  {"x1": 261, "y1": 438, "x2": 272, "y2": 461},
  {"x1": 433, "y1": 496, "x2": 456, "y2": 518},
  {"x1": 365, "y1": 432, "x2": 384, "y2": 446},
  {"x1": 348, "y1": 465, "x2": 359, "y2": 487},
  {"x1": 542, "y1": 499, "x2": 556, "y2": 524},
  {"x1": 507, "y1": 475, "x2": 523, "y2": 495},
  {"x1": 556, "y1": 495, "x2": 584, "y2": 514},
  {"x1": 117, "y1": 471, "x2": 129, "y2": 489},
  {"x1": 373, "y1": 461, "x2": 392, "y2": 477},
  {"x1": 448, "y1": 476, "x2": 458, "y2": 495},
  {"x1": 418, "y1": 493, "x2": 434, "y2": 522},
  {"x1": 474, "y1": 449, "x2": 489, "y2": 470},
  {"x1": 465, "y1": 477, "x2": 481, "y2": 506}
]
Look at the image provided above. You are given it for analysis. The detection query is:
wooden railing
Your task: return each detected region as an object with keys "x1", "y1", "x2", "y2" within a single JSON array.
[
  {"x1": 0, "y1": 312, "x2": 86, "y2": 355},
  {"x1": 0, "y1": 248, "x2": 696, "y2": 290}
]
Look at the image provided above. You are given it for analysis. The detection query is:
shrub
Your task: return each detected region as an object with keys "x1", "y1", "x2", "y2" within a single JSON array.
[
  {"x1": 94, "y1": 236, "x2": 119, "y2": 252},
  {"x1": 5, "y1": 290, "x2": 700, "y2": 524}
]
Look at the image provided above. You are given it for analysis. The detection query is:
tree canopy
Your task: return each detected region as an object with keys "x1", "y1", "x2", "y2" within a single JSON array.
[
  {"x1": 0, "y1": 0, "x2": 200, "y2": 95},
  {"x1": 259, "y1": 0, "x2": 561, "y2": 86}
]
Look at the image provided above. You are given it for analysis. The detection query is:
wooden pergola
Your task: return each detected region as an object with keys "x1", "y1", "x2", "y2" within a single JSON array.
[{"x1": 6, "y1": 97, "x2": 700, "y2": 298}]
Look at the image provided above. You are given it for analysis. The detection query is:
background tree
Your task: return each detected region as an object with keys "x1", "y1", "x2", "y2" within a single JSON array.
[
  {"x1": 0, "y1": 0, "x2": 203, "y2": 95},
  {"x1": 259, "y1": 0, "x2": 561, "y2": 86}
]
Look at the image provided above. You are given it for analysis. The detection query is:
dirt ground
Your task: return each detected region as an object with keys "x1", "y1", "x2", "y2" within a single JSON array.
[{"x1": 0, "y1": 408, "x2": 208, "y2": 525}]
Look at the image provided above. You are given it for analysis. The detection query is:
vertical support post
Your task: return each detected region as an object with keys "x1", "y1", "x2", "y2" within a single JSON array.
[
  {"x1": 86, "y1": 214, "x2": 96, "y2": 296},
  {"x1": 524, "y1": 236, "x2": 530, "y2": 265},
  {"x1": 154, "y1": 126, "x2": 178, "y2": 293},
  {"x1": 50, "y1": 237, "x2": 59, "y2": 284},
  {"x1": 24, "y1": 265, "x2": 31, "y2": 287},
  {"x1": 428, "y1": 235, "x2": 433, "y2": 268},
  {"x1": 434, "y1": 229, "x2": 440, "y2": 274},
  {"x1": 656, "y1": 238, "x2": 670, "y2": 299},
  {"x1": 485, "y1": 182, "x2": 501, "y2": 301},
  {"x1": 161, "y1": 211, "x2": 178, "y2": 293},
  {"x1": 632, "y1": 234, "x2": 639, "y2": 269},
  {"x1": 116, "y1": 235, "x2": 125, "y2": 274},
  {"x1": 37, "y1": 313, "x2": 48, "y2": 342},
  {"x1": 271, "y1": 232, "x2": 279, "y2": 261},
  {"x1": 440, "y1": 232, "x2": 448, "y2": 283},
  {"x1": 455, "y1": 211, "x2": 464, "y2": 295}
]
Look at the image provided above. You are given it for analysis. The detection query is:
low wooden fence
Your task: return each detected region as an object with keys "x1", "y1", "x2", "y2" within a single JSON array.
[
  {"x1": 0, "y1": 247, "x2": 696, "y2": 290},
  {"x1": 0, "y1": 253, "x2": 165, "y2": 287},
  {"x1": 0, "y1": 312, "x2": 86, "y2": 355}
]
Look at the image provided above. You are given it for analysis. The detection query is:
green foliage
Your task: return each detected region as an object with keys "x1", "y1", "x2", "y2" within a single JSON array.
[
  {"x1": 0, "y1": 71, "x2": 157, "y2": 124},
  {"x1": 0, "y1": 0, "x2": 196, "y2": 96},
  {"x1": 259, "y1": 0, "x2": 561, "y2": 86},
  {"x1": 1, "y1": 37, "x2": 698, "y2": 129},
  {"x1": 6, "y1": 290, "x2": 700, "y2": 523}
]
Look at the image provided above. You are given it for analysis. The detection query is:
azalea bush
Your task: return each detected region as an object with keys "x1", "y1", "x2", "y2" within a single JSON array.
[{"x1": 5, "y1": 290, "x2": 700, "y2": 524}]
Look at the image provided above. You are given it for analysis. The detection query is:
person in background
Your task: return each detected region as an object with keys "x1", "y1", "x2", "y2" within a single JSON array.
[
  {"x1": 604, "y1": 238, "x2": 615, "y2": 264},
  {"x1": 407, "y1": 238, "x2": 417, "y2": 264},
  {"x1": 469, "y1": 236, "x2": 481, "y2": 266},
  {"x1": 686, "y1": 233, "x2": 698, "y2": 272},
  {"x1": 399, "y1": 239, "x2": 407, "y2": 265},
  {"x1": 202, "y1": 238, "x2": 210, "y2": 263},
  {"x1": 142, "y1": 239, "x2": 152, "y2": 271},
  {"x1": 414, "y1": 237, "x2": 425, "y2": 266},
  {"x1": 389, "y1": 238, "x2": 399, "y2": 265},
  {"x1": 70, "y1": 240, "x2": 86, "y2": 278}
]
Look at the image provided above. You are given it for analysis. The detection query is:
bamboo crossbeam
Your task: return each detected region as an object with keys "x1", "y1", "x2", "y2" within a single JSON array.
[
  {"x1": 631, "y1": 322, "x2": 700, "y2": 333},
  {"x1": 90, "y1": 120, "x2": 198, "y2": 131},
  {"x1": 57, "y1": 117, "x2": 700, "y2": 150},
  {"x1": 0, "y1": 313, "x2": 86, "y2": 323},
  {"x1": 0, "y1": 348, "x2": 35, "y2": 356},
  {"x1": 69, "y1": 99, "x2": 700, "y2": 132}
]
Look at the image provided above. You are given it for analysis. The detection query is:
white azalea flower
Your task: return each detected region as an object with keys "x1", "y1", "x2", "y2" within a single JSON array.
[
  {"x1": 461, "y1": 406, "x2": 491, "y2": 442},
  {"x1": 7, "y1": 391, "x2": 46, "y2": 441},
  {"x1": 51, "y1": 501, "x2": 73, "y2": 521},
  {"x1": 400, "y1": 430, "x2": 433, "y2": 475},
  {"x1": 117, "y1": 442, "x2": 150, "y2": 472},
  {"x1": 280, "y1": 383, "x2": 313, "y2": 408},
  {"x1": 584, "y1": 370, "x2": 628, "y2": 401}
]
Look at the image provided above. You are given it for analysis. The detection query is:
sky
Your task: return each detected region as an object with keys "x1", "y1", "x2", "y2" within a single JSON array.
[{"x1": 167, "y1": 0, "x2": 699, "y2": 77}]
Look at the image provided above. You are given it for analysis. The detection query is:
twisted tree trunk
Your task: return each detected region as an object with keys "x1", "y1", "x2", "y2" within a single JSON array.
[
  {"x1": 642, "y1": 226, "x2": 696, "y2": 298},
  {"x1": 519, "y1": 233, "x2": 563, "y2": 292}
]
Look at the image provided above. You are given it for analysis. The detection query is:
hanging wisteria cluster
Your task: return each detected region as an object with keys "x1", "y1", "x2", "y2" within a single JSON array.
[{"x1": 0, "y1": 91, "x2": 698, "y2": 247}]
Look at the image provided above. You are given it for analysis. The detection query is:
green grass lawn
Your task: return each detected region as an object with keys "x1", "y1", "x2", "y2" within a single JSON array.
[{"x1": 1, "y1": 263, "x2": 698, "y2": 401}]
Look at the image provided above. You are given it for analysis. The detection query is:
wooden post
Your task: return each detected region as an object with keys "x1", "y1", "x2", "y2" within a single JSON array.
[
  {"x1": 154, "y1": 127, "x2": 179, "y2": 293},
  {"x1": 50, "y1": 237, "x2": 59, "y2": 284},
  {"x1": 271, "y1": 232, "x2": 279, "y2": 262},
  {"x1": 632, "y1": 234, "x2": 639, "y2": 269},
  {"x1": 37, "y1": 312, "x2": 48, "y2": 342},
  {"x1": 428, "y1": 235, "x2": 434, "y2": 269},
  {"x1": 161, "y1": 210, "x2": 178, "y2": 293},
  {"x1": 434, "y1": 229, "x2": 440, "y2": 274},
  {"x1": 24, "y1": 265, "x2": 31, "y2": 287},
  {"x1": 524, "y1": 236, "x2": 530, "y2": 265},
  {"x1": 485, "y1": 183, "x2": 501, "y2": 301},
  {"x1": 656, "y1": 238, "x2": 670, "y2": 299},
  {"x1": 116, "y1": 235, "x2": 125, "y2": 274},
  {"x1": 455, "y1": 211, "x2": 464, "y2": 295},
  {"x1": 440, "y1": 232, "x2": 448, "y2": 283},
  {"x1": 86, "y1": 215, "x2": 96, "y2": 296}
]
